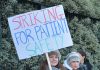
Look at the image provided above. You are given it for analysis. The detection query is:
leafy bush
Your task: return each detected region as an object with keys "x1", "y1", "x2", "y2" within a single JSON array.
[{"x1": 0, "y1": 0, "x2": 100, "y2": 70}]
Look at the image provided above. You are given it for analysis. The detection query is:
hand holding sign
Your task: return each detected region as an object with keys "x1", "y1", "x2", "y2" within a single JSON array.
[{"x1": 8, "y1": 5, "x2": 73, "y2": 60}]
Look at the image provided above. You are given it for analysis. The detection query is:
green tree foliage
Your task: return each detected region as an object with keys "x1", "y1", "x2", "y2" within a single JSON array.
[
  {"x1": 42, "y1": 0, "x2": 100, "y2": 19},
  {"x1": 0, "y1": 0, "x2": 100, "y2": 70}
]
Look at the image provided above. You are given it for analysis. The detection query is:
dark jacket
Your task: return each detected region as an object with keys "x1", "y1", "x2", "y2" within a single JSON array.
[
  {"x1": 84, "y1": 59, "x2": 92, "y2": 70},
  {"x1": 79, "y1": 64, "x2": 87, "y2": 70}
]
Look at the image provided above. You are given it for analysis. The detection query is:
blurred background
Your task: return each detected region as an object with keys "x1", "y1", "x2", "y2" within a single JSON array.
[{"x1": 0, "y1": 0, "x2": 100, "y2": 70}]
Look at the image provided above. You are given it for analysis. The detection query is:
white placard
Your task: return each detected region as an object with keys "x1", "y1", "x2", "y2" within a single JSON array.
[{"x1": 8, "y1": 5, "x2": 73, "y2": 59}]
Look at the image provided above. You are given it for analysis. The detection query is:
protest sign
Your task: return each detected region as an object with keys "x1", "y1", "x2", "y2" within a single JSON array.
[{"x1": 8, "y1": 5, "x2": 73, "y2": 60}]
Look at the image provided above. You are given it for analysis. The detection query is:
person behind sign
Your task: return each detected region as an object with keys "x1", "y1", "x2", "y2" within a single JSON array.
[
  {"x1": 40, "y1": 50, "x2": 66, "y2": 70},
  {"x1": 63, "y1": 52, "x2": 81, "y2": 70},
  {"x1": 77, "y1": 50, "x2": 92, "y2": 70}
]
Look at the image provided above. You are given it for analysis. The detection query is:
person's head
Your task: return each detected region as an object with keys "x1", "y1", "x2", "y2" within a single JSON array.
[
  {"x1": 48, "y1": 50, "x2": 61, "y2": 67},
  {"x1": 65, "y1": 52, "x2": 80, "y2": 70},
  {"x1": 77, "y1": 51, "x2": 86, "y2": 64}
]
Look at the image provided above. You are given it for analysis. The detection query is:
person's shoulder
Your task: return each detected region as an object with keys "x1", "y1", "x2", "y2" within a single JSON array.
[
  {"x1": 79, "y1": 64, "x2": 87, "y2": 70},
  {"x1": 64, "y1": 67, "x2": 70, "y2": 70},
  {"x1": 84, "y1": 60, "x2": 93, "y2": 69},
  {"x1": 52, "y1": 67, "x2": 60, "y2": 70}
]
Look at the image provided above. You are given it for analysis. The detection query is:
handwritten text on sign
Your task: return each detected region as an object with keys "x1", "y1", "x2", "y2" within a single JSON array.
[{"x1": 8, "y1": 5, "x2": 73, "y2": 59}]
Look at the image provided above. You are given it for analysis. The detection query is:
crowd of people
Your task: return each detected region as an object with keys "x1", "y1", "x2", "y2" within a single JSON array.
[{"x1": 40, "y1": 50, "x2": 92, "y2": 70}]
